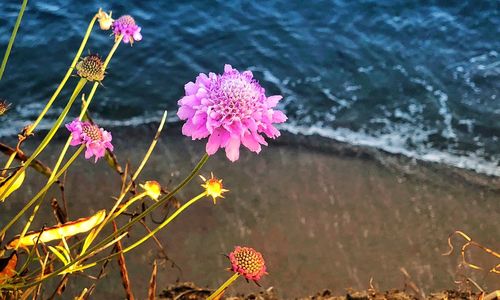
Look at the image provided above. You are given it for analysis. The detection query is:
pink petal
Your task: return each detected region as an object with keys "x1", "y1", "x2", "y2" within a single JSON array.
[
  {"x1": 177, "y1": 105, "x2": 195, "y2": 120},
  {"x1": 192, "y1": 111, "x2": 207, "y2": 125},
  {"x1": 84, "y1": 147, "x2": 94, "y2": 160},
  {"x1": 267, "y1": 95, "x2": 282, "y2": 107},
  {"x1": 184, "y1": 82, "x2": 198, "y2": 95},
  {"x1": 224, "y1": 64, "x2": 234, "y2": 73},
  {"x1": 195, "y1": 73, "x2": 210, "y2": 86},
  {"x1": 253, "y1": 133, "x2": 268, "y2": 146},
  {"x1": 70, "y1": 135, "x2": 82, "y2": 146},
  {"x1": 242, "y1": 70, "x2": 253, "y2": 79},
  {"x1": 241, "y1": 132, "x2": 261, "y2": 153},
  {"x1": 181, "y1": 119, "x2": 197, "y2": 137},
  {"x1": 178, "y1": 95, "x2": 198, "y2": 106},
  {"x1": 242, "y1": 118, "x2": 258, "y2": 132},
  {"x1": 224, "y1": 120, "x2": 244, "y2": 136},
  {"x1": 206, "y1": 128, "x2": 230, "y2": 155},
  {"x1": 272, "y1": 110, "x2": 287, "y2": 123},
  {"x1": 225, "y1": 136, "x2": 241, "y2": 162}
]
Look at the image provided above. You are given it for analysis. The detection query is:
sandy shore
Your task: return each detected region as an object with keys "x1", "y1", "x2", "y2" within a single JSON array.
[{"x1": 1, "y1": 123, "x2": 499, "y2": 299}]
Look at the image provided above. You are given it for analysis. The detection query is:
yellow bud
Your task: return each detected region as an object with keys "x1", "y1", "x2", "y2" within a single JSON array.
[
  {"x1": 140, "y1": 180, "x2": 162, "y2": 200},
  {"x1": 97, "y1": 8, "x2": 114, "y2": 31}
]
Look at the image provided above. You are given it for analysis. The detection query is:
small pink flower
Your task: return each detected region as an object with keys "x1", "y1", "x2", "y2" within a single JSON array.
[
  {"x1": 65, "y1": 119, "x2": 114, "y2": 163},
  {"x1": 112, "y1": 15, "x2": 142, "y2": 44},
  {"x1": 177, "y1": 64, "x2": 287, "y2": 162},
  {"x1": 228, "y1": 246, "x2": 267, "y2": 281}
]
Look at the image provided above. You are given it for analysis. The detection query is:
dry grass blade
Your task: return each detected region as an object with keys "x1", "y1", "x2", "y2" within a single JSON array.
[
  {"x1": 400, "y1": 267, "x2": 425, "y2": 299},
  {"x1": 444, "y1": 230, "x2": 500, "y2": 274},
  {"x1": 148, "y1": 260, "x2": 157, "y2": 300},
  {"x1": 0, "y1": 142, "x2": 53, "y2": 178},
  {"x1": 113, "y1": 221, "x2": 135, "y2": 300}
]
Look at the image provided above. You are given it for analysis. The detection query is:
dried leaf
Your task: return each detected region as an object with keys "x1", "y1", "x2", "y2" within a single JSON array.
[
  {"x1": 7, "y1": 210, "x2": 106, "y2": 249},
  {"x1": 0, "y1": 252, "x2": 17, "y2": 283},
  {"x1": 148, "y1": 260, "x2": 157, "y2": 300}
]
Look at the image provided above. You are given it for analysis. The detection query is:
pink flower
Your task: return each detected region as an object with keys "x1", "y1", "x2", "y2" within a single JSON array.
[
  {"x1": 112, "y1": 15, "x2": 142, "y2": 44},
  {"x1": 177, "y1": 64, "x2": 287, "y2": 162},
  {"x1": 65, "y1": 119, "x2": 114, "y2": 163},
  {"x1": 228, "y1": 246, "x2": 267, "y2": 281}
]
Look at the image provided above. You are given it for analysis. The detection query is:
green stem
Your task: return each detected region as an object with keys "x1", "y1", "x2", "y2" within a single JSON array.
[
  {"x1": 207, "y1": 273, "x2": 240, "y2": 300},
  {"x1": 2, "y1": 146, "x2": 84, "y2": 246},
  {"x1": 0, "y1": 0, "x2": 28, "y2": 80},
  {"x1": 97, "y1": 192, "x2": 206, "y2": 261},
  {"x1": 8, "y1": 154, "x2": 210, "y2": 287},
  {"x1": 60, "y1": 192, "x2": 208, "y2": 274},
  {"x1": 91, "y1": 153, "x2": 209, "y2": 251},
  {"x1": 1, "y1": 36, "x2": 122, "y2": 229},
  {"x1": 81, "y1": 109, "x2": 165, "y2": 254},
  {"x1": 27, "y1": 15, "x2": 98, "y2": 135},
  {"x1": 0, "y1": 78, "x2": 87, "y2": 203}
]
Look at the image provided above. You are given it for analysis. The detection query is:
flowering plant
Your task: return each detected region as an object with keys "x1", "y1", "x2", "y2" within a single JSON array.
[{"x1": 0, "y1": 5, "x2": 284, "y2": 299}]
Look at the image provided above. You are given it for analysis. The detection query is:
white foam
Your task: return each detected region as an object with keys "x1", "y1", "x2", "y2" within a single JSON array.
[{"x1": 279, "y1": 123, "x2": 500, "y2": 177}]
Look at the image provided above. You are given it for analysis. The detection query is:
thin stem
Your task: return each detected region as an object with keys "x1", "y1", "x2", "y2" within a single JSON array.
[
  {"x1": 88, "y1": 153, "x2": 209, "y2": 253},
  {"x1": 0, "y1": 0, "x2": 28, "y2": 80},
  {"x1": 2, "y1": 36, "x2": 123, "y2": 233},
  {"x1": 83, "y1": 110, "x2": 166, "y2": 253},
  {"x1": 0, "y1": 79, "x2": 86, "y2": 241},
  {"x1": 207, "y1": 273, "x2": 240, "y2": 300},
  {"x1": 119, "y1": 192, "x2": 206, "y2": 255},
  {"x1": 1, "y1": 152, "x2": 17, "y2": 176},
  {"x1": 1, "y1": 153, "x2": 210, "y2": 289},
  {"x1": 16, "y1": 154, "x2": 209, "y2": 287},
  {"x1": 1, "y1": 146, "x2": 84, "y2": 243},
  {"x1": 85, "y1": 192, "x2": 207, "y2": 266},
  {"x1": 0, "y1": 78, "x2": 86, "y2": 203},
  {"x1": 27, "y1": 15, "x2": 98, "y2": 135}
]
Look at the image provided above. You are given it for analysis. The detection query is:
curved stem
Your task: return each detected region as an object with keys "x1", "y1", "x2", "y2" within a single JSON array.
[
  {"x1": 82, "y1": 110, "x2": 166, "y2": 254},
  {"x1": 1, "y1": 153, "x2": 210, "y2": 289},
  {"x1": 0, "y1": 0, "x2": 28, "y2": 80},
  {"x1": 18, "y1": 154, "x2": 209, "y2": 287},
  {"x1": 1, "y1": 152, "x2": 17, "y2": 176},
  {"x1": 84, "y1": 153, "x2": 209, "y2": 256},
  {"x1": 1, "y1": 146, "x2": 84, "y2": 247},
  {"x1": 114, "y1": 192, "x2": 205, "y2": 256},
  {"x1": 1, "y1": 36, "x2": 123, "y2": 233},
  {"x1": 27, "y1": 15, "x2": 98, "y2": 135},
  {"x1": 207, "y1": 273, "x2": 240, "y2": 300},
  {"x1": 86, "y1": 192, "x2": 207, "y2": 266},
  {"x1": 0, "y1": 78, "x2": 87, "y2": 203}
]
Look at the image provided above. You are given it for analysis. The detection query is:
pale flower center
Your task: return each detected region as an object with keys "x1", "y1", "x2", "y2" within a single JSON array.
[
  {"x1": 82, "y1": 124, "x2": 102, "y2": 141},
  {"x1": 212, "y1": 76, "x2": 260, "y2": 121}
]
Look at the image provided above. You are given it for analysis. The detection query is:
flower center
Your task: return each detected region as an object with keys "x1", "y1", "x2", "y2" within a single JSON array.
[
  {"x1": 234, "y1": 248, "x2": 264, "y2": 274},
  {"x1": 82, "y1": 124, "x2": 102, "y2": 141},
  {"x1": 211, "y1": 75, "x2": 261, "y2": 121},
  {"x1": 76, "y1": 55, "x2": 105, "y2": 82},
  {"x1": 117, "y1": 15, "x2": 136, "y2": 26}
]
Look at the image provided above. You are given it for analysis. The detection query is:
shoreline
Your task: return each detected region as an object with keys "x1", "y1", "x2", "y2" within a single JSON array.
[
  {"x1": 3, "y1": 121, "x2": 500, "y2": 187},
  {"x1": 1, "y1": 122, "x2": 499, "y2": 298}
]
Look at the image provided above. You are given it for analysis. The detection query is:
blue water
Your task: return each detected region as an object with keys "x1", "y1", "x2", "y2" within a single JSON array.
[{"x1": 0, "y1": 0, "x2": 499, "y2": 175}]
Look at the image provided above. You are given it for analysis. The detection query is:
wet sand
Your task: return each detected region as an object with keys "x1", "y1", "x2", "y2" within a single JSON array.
[{"x1": 2, "y1": 123, "x2": 499, "y2": 299}]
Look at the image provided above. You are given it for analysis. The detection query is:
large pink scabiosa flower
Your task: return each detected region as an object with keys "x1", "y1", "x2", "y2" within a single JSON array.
[
  {"x1": 177, "y1": 64, "x2": 287, "y2": 162},
  {"x1": 112, "y1": 15, "x2": 142, "y2": 45},
  {"x1": 65, "y1": 119, "x2": 114, "y2": 163},
  {"x1": 228, "y1": 246, "x2": 267, "y2": 281}
]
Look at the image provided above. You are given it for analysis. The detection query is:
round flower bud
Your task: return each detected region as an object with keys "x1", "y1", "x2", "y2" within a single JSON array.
[{"x1": 76, "y1": 54, "x2": 105, "y2": 82}]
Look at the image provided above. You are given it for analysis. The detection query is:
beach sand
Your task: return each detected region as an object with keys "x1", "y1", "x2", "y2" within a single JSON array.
[{"x1": 1, "y1": 123, "x2": 499, "y2": 299}]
